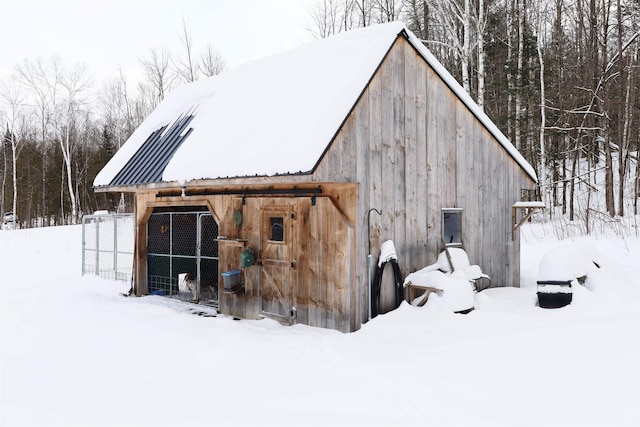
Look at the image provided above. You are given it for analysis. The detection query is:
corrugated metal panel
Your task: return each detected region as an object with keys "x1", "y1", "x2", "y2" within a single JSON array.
[{"x1": 109, "y1": 114, "x2": 195, "y2": 186}]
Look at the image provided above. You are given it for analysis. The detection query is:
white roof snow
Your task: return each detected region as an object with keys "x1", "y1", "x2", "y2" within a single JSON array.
[{"x1": 94, "y1": 22, "x2": 536, "y2": 188}]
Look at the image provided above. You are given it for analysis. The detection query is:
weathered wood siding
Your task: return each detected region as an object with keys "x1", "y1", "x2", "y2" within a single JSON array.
[
  {"x1": 313, "y1": 36, "x2": 535, "y2": 326},
  {"x1": 133, "y1": 184, "x2": 357, "y2": 332}
]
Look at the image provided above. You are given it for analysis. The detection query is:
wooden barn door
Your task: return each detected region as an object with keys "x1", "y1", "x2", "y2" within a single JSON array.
[{"x1": 260, "y1": 206, "x2": 296, "y2": 324}]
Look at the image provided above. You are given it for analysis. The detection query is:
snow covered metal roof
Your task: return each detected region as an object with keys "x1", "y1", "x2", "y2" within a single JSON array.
[
  {"x1": 94, "y1": 22, "x2": 536, "y2": 188},
  {"x1": 109, "y1": 113, "x2": 195, "y2": 186}
]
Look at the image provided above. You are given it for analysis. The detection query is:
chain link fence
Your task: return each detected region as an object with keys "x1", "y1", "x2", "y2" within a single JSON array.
[
  {"x1": 82, "y1": 213, "x2": 135, "y2": 282},
  {"x1": 146, "y1": 209, "x2": 219, "y2": 306}
]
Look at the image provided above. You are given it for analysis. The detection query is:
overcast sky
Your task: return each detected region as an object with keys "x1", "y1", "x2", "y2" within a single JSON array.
[{"x1": 0, "y1": 0, "x2": 318, "y2": 86}]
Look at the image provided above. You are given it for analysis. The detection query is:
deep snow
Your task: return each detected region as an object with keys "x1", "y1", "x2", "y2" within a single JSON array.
[{"x1": 1, "y1": 222, "x2": 639, "y2": 426}]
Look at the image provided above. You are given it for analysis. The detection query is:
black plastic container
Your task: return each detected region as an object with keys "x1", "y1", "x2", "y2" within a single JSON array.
[{"x1": 536, "y1": 280, "x2": 573, "y2": 308}]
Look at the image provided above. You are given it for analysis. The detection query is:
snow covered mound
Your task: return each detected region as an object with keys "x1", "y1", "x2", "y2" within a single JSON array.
[
  {"x1": 537, "y1": 242, "x2": 602, "y2": 282},
  {"x1": 537, "y1": 241, "x2": 637, "y2": 305},
  {"x1": 474, "y1": 287, "x2": 538, "y2": 311},
  {"x1": 1, "y1": 223, "x2": 639, "y2": 425}
]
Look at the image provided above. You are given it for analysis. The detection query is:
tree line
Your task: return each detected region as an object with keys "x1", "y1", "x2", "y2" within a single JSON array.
[
  {"x1": 2, "y1": 2, "x2": 639, "y2": 230},
  {"x1": 0, "y1": 21, "x2": 225, "y2": 228},
  {"x1": 308, "y1": 0, "x2": 640, "y2": 226}
]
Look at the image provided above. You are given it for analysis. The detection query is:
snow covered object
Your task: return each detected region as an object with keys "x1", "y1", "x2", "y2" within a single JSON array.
[
  {"x1": 402, "y1": 247, "x2": 487, "y2": 313},
  {"x1": 404, "y1": 268, "x2": 475, "y2": 313},
  {"x1": 536, "y1": 280, "x2": 573, "y2": 308},
  {"x1": 536, "y1": 242, "x2": 603, "y2": 308},
  {"x1": 372, "y1": 240, "x2": 403, "y2": 317}
]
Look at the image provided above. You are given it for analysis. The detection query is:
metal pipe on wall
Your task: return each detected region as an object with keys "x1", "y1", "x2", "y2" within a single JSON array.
[{"x1": 367, "y1": 208, "x2": 381, "y2": 320}]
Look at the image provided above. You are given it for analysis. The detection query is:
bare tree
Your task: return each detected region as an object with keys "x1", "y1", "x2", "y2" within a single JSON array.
[
  {"x1": 616, "y1": 0, "x2": 624, "y2": 216},
  {"x1": 623, "y1": 35, "x2": 638, "y2": 215},
  {"x1": 59, "y1": 63, "x2": 92, "y2": 223},
  {"x1": 0, "y1": 77, "x2": 25, "y2": 228},
  {"x1": 354, "y1": 0, "x2": 373, "y2": 26},
  {"x1": 476, "y1": 0, "x2": 486, "y2": 109},
  {"x1": 199, "y1": 43, "x2": 226, "y2": 77},
  {"x1": 535, "y1": 0, "x2": 549, "y2": 214},
  {"x1": 175, "y1": 17, "x2": 198, "y2": 83},
  {"x1": 462, "y1": 0, "x2": 471, "y2": 93},
  {"x1": 118, "y1": 68, "x2": 144, "y2": 138},
  {"x1": 140, "y1": 48, "x2": 175, "y2": 104},
  {"x1": 15, "y1": 57, "x2": 59, "y2": 225},
  {"x1": 308, "y1": 0, "x2": 343, "y2": 38},
  {"x1": 374, "y1": 0, "x2": 403, "y2": 22},
  {"x1": 514, "y1": 0, "x2": 526, "y2": 152},
  {"x1": 402, "y1": 0, "x2": 429, "y2": 40},
  {"x1": 98, "y1": 78, "x2": 127, "y2": 148},
  {"x1": 306, "y1": 0, "x2": 358, "y2": 38},
  {"x1": 1, "y1": 108, "x2": 6, "y2": 215},
  {"x1": 505, "y1": 0, "x2": 515, "y2": 139},
  {"x1": 98, "y1": 68, "x2": 145, "y2": 149},
  {"x1": 425, "y1": 0, "x2": 477, "y2": 97},
  {"x1": 600, "y1": 0, "x2": 615, "y2": 217},
  {"x1": 133, "y1": 82, "x2": 157, "y2": 123}
]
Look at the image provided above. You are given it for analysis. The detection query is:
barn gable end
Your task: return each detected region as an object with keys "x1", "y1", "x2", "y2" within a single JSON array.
[{"x1": 312, "y1": 35, "x2": 536, "y2": 324}]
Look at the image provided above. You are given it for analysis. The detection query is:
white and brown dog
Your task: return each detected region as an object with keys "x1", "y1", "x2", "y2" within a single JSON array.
[{"x1": 181, "y1": 273, "x2": 216, "y2": 302}]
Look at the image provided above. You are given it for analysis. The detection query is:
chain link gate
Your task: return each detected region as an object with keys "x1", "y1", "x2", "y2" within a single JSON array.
[
  {"x1": 146, "y1": 208, "x2": 219, "y2": 307},
  {"x1": 82, "y1": 213, "x2": 135, "y2": 282}
]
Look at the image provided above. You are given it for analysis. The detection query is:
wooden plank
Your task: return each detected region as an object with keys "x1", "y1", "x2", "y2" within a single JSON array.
[
  {"x1": 368, "y1": 56, "x2": 384, "y2": 259},
  {"x1": 391, "y1": 39, "x2": 407, "y2": 277},
  {"x1": 403, "y1": 43, "x2": 421, "y2": 273},
  {"x1": 478, "y1": 125, "x2": 491, "y2": 285},
  {"x1": 341, "y1": 116, "x2": 356, "y2": 181},
  {"x1": 465, "y1": 117, "x2": 481, "y2": 273},
  {"x1": 379, "y1": 41, "x2": 394, "y2": 248},
  {"x1": 440, "y1": 78, "x2": 457, "y2": 208},
  {"x1": 371, "y1": 40, "x2": 403, "y2": 314},
  {"x1": 294, "y1": 198, "x2": 310, "y2": 326},
  {"x1": 353, "y1": 91, "x2": 370, "y2": 325},
  {"x1": 455, "y1": 101, "x2": 469, "y2": 212},
  {"x1": 412, "y1": 49, "x2": 430, "y2": 271},
  {"x1": 496, "y1": 137, "x2": 508, "y2": 285},
  {"x1": 425, "y1": 67, "x2": 439, "y2": 259},
  {"x1": 134, "y1": 194, "x2": 149, "y2": 295},
  {"x1": 307, "y1": 197, "x2": 323, "y2": 328}
]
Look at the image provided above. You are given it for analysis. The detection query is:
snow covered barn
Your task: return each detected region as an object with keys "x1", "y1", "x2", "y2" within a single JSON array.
[{"x1": 94, "y1": 22, "x2": 538, "y2": 332}]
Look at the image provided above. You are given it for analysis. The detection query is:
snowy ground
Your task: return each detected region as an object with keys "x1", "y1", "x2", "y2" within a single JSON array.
[{"x1": 1, "y1": 222, "x2": 638, "y2": 426}]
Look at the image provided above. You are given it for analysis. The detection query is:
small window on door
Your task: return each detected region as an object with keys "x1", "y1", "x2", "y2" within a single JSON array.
[
  {"x1": 270, "y1": 217, "x2": 284, "y2": 242},
  {"x1": 442, "y1": 208, "x2": 463, "y2": 246}
]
